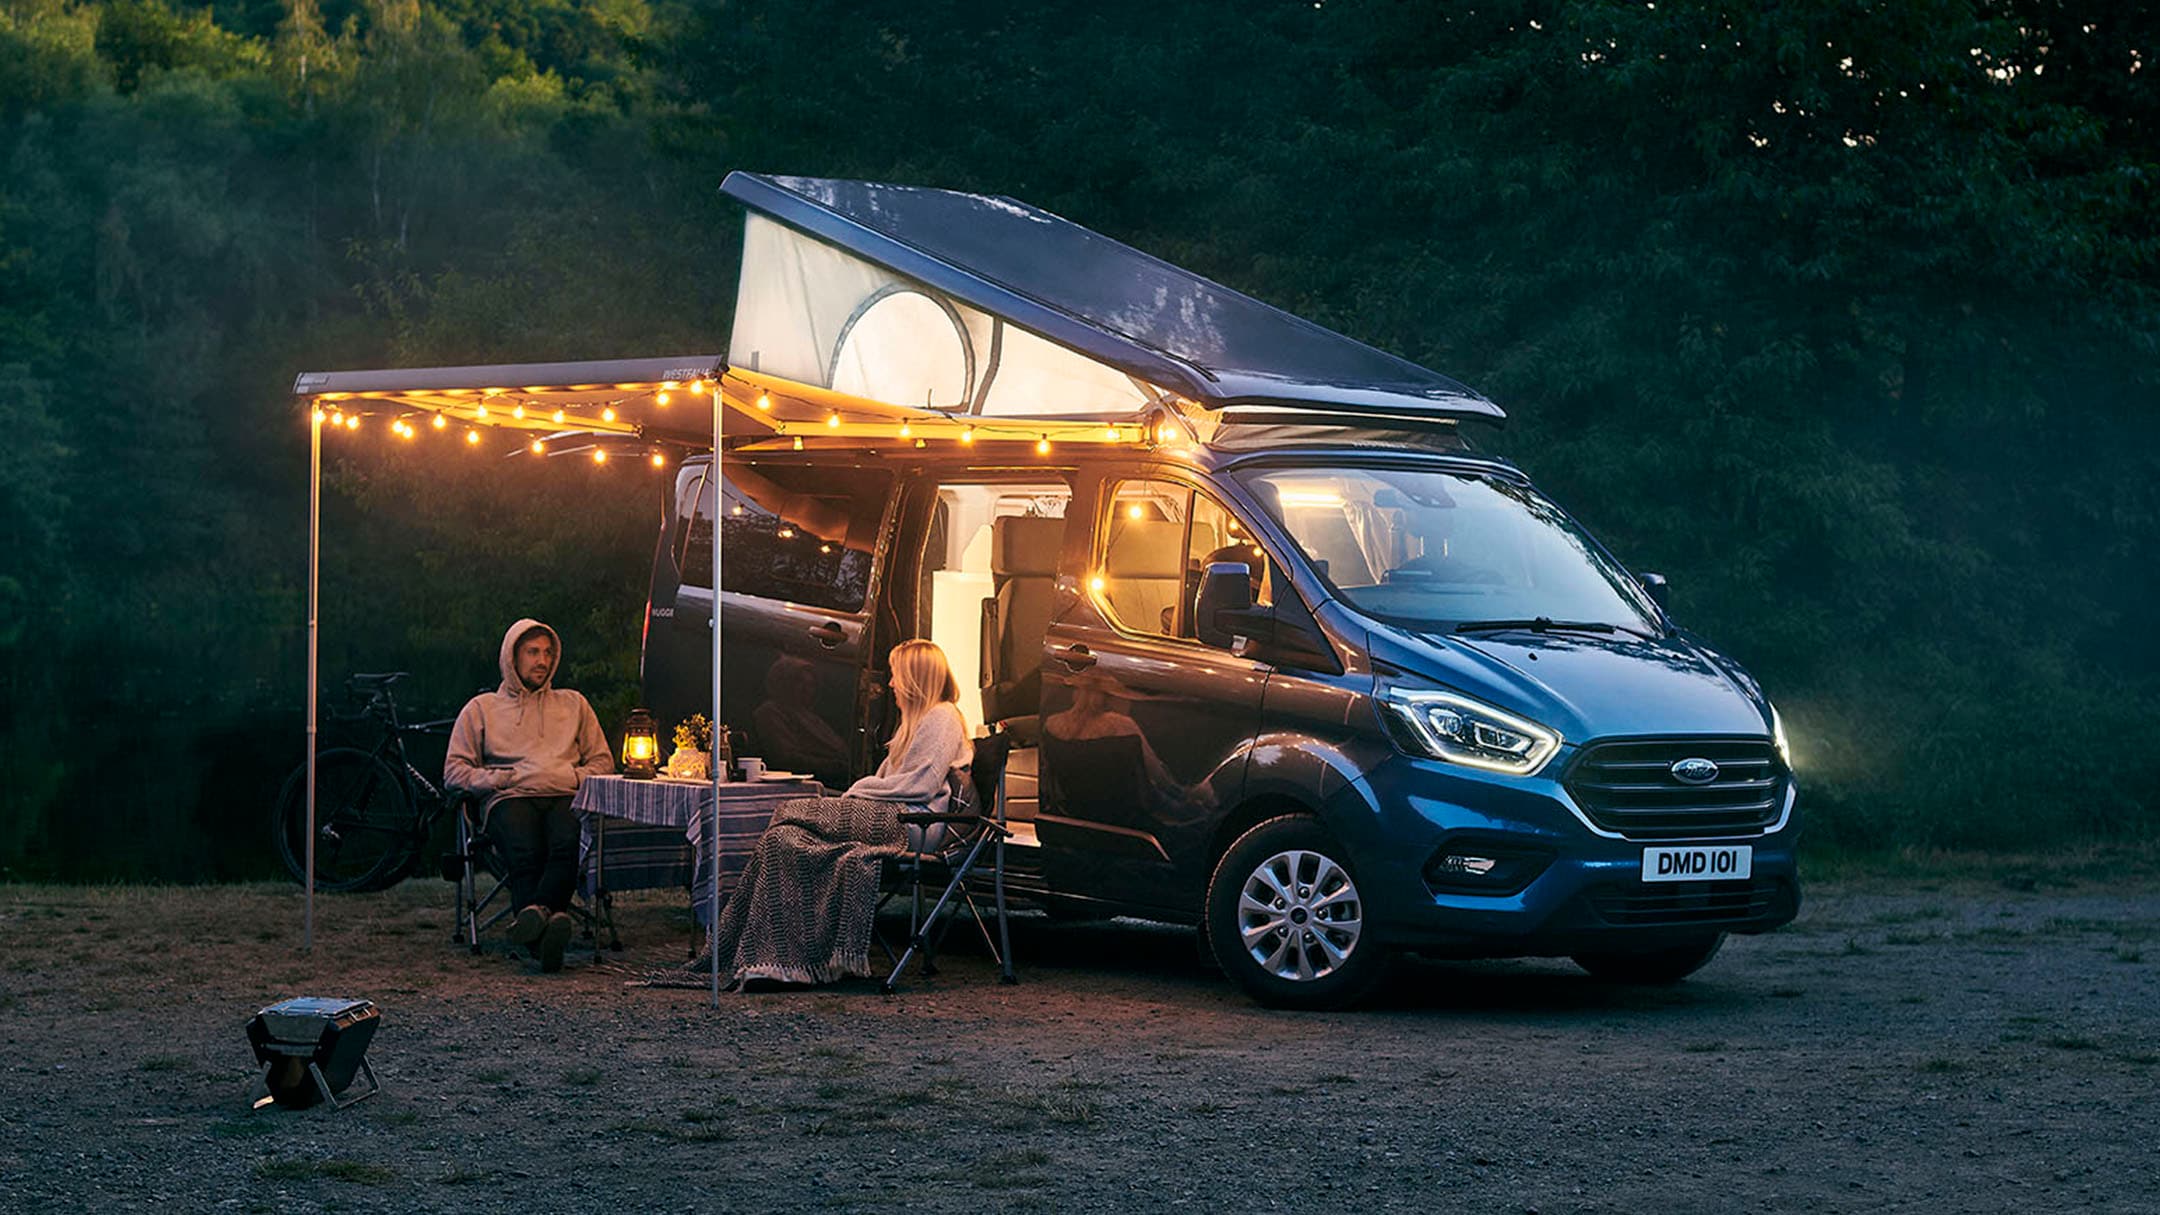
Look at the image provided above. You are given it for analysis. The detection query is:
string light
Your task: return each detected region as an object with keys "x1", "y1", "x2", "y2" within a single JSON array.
[
  {"x1": 311, "y1": 409, "x2": 326, "y2": 424},
  {"x1": 792, "y1": 435, "x2": 804, "y2": 450},
  {"x1": 913, "y1": 438, "x2": 926, "y2": 448},
  {"x1": 960, "y1": 426, "x2": 975, "y2": 445},
  {"x1": 826, "y1": 412, "x2": 841, "y2": 428},
  {"x1": 778, "y1": 528, "x2": 795, "y2": 539},
  {"x1": 601, "y1": 407, "x2": 616, "y2": 423},
  {"x1": 466, "y1": 429, "x2": 480, "y2": 445},
  {"x1": 553, "y1": 409, "x2": 565, "y2": 424},
  {"x1": 431, "y1": 414, "x2": 447, "y2": 430},
  {"x1": 1103, "y1": 427, "x2": 1120, "y2": 441},
  {"x1": 476, "y1": 404, "x2": 489, "y2": 418},
  {"x1": 657, "y1": 391, "x2": 671, "y2": 406},
  {"x1": 592, "y1": 449, "x2": 607, "y2": 464},
  {"x1": 650, "y1": 451, "x2": 666, "y2": 468},
  {"x1": 755, "y1": 392, "x2": 772, "y2": 411},
  {"x1": 899, "y1": 422, "x2": 912, "y2": 439},
  {"x1": 819, "y1": 544, "x2": 832, "y2": 554},
  {"x1": 512, "y1": 404, "x2": 525, "y2": 420},
  {"x1": 1127, "y1": 505, "x2": 1145, "y2": 521},
  {"x1": 344, "y1": 416, "x2": 360, "y2": 431},
  {"x1": 529, "y1": 439, "x2": 546, "y2": 455},
  {"x1": 690, "y1": 379, "x2": 707, "y2": 395},
  {"x1": 1036, "y1": 436, "x2": 1051, "y2": 455}
]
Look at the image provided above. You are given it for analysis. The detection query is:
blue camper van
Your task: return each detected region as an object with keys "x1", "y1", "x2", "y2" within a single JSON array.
[{"x1": 642, "y1": 175, "x2": 1799, "y2": 1008}]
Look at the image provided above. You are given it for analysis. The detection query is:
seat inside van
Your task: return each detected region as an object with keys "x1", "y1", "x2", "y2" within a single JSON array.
[{"x1": 980, "y1": 515, "x2": 1064, "y2": 738}]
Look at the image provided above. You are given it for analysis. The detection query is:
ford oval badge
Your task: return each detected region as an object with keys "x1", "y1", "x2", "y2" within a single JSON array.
[{"x1": 1671, "y1": 757, "x2": 1720, "y2": 785}]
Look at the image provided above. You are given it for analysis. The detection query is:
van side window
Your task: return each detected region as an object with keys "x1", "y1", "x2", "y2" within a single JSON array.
[
  {"x1": 681, "y1": 463, "x2": 893, "y2": 612},
  {"x1": 1100, "y1": 479, "x2": 1274, "y2": 641}
]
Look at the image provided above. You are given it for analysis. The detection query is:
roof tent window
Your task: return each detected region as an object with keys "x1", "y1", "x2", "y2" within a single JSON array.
[
  {"x1": 730, "y1": 213, "x2": 1162, "y2": 418},
  {"x1": 830, "y1": 287, "x2": 973, "y2": 412}
]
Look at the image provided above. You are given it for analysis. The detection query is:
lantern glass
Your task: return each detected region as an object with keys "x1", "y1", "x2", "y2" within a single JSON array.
[{"x1": 622, "y1": 708, "x2": 660, "y2": 779}]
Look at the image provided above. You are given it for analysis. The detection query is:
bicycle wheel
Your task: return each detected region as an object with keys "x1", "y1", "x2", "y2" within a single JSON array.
[{"x1": 274, "y1": 749, "x2": 415, "y2": 893}]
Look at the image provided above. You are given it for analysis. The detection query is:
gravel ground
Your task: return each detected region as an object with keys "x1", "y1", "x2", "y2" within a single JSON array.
[{"x1": 1, "y1": 876, "x2": 2156, "y2": 1214}]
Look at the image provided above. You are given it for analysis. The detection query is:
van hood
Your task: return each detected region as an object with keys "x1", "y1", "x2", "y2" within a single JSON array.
[{"x1": 1364, "y1": 622, "x2": 1772, "y2": 745}]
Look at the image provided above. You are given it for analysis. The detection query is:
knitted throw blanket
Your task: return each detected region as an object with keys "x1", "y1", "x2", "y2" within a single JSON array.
[{"x1": 654, "y1": 795, "x2": 907, "y2": 989}]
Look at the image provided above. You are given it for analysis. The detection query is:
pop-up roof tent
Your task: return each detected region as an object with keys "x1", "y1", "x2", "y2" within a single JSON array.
[{"x1": 289, "y1": 172, "x2": 1505, "y2": 997}]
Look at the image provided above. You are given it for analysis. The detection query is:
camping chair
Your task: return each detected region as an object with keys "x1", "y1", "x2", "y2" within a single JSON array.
[
  {"x1": 878, "y1": 729, "x2": 1017, "y2": 993},
  {"x1": 443, "y1": 793, "x2": 618, "y2": 959}
]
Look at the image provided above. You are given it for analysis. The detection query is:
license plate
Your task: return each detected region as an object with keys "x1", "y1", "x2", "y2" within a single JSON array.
[{"x1": 1642, "y1": 845, "x2": 1753, "y2": 882}]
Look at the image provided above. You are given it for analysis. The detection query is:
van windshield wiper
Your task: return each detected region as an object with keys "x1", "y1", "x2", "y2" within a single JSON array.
[{"x1": 1454, "y1": 617, "x2": 1657, "y2": 641}]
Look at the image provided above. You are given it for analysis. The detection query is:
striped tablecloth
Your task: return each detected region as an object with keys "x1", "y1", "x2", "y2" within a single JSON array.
[{"x1": 572, "y1": 774, "x2": 822, "y2": 923}]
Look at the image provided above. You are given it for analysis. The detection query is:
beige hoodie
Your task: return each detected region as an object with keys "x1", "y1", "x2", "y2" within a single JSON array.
[{"x1": 444, "y1": 618, "x2": 615, "y2": 812}]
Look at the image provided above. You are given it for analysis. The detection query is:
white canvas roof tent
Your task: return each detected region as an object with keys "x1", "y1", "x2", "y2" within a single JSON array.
[{"x1": 291, "y1": 173, "x2": 1507, "y2": 1000}]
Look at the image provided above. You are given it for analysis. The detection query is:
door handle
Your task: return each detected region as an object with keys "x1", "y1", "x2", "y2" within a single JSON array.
[
  {"x1": 1055, "y1": 643, "x2": 1096, "y2": 671},
  {"x1": 807, "y1": 621, "x2": 846, "y2": 649}
]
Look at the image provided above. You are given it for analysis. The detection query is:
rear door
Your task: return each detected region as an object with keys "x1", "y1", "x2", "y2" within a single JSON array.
[{"x1": 661, "y1": 457, "x2": 897, "y2": 789}]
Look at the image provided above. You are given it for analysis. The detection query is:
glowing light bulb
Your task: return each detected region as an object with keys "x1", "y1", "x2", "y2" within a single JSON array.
[
  {"x1": 1157, "y1": 424, "x2": 1175, "y2": 442},
  {"x1": 311, "y1": 408, "x2": 326, "y2": 424},
  {"x1": 466, "y1": 429, "x2": 480, "y2": 445},
  {"x1": 432, "y1": 415, "x2": 447, "y2": 430},
  {"x1": 601, "y1": 407, "x2": 616, "y2": 423},
  {"x1": 756, "y1": 392, "x2": 772, "y2": 411},
  {"x1": 530, "y1": 439, "x2": 546, "y2": 454},
  {"x1": 1036, "y1": 436, "x2": 1051, "y2": 455},
  {"x1": 511, "y1": 404, "x2": 524, "y2": 420},
  {"x1": 913, "y1": 438, "x2": 926, "y2": 448},
  {"x1": 899, "y1": 422, "x2": 912, "y2": 438},
  {"x1": 690, "y1": 379, "x2": 707, "y2": 395},
  {"x1": 792, "y1": 435, "x2": 804, "y2": 450},
  {"x1": 960, "y1": 426, "x2": 975, "y2": 445},
  {"x1": 657, "y1": 392, "x2": 671, "y2": 406},
  {"x1": 819, "y1": 544, "x2": 832, "y2": 554},
  {"x1": 476, "y1": 404, "x2": 489, "y2": 418},
  {"x1": 1104, "y1": 427, "x2": 1120, "y2": 441},
  {"x1": 1127, "y1": 505, "x2": 1145, "y2": 520},
  {"x1": 826, "y1": 412, "x2": 841, "y2": 428},
  {"x1": 553, "y1": 409, "x2": 565, "y2": 424},
  {"x1": 650, "y1": 452, "x2": 666, "y2": 468},
  {"x1": 778, "y1": 528, "x2": 795, "y2": 539},
  {"x1": 1089, "y1": 576, "x2": 1106, "y2": 593},
  {"x1": 592, "y1": 449, "x2": 607, "y2": 464},
  {"x1": 732, "y1": 505, "x2": 743, "y2": 515},
  {"x1": 345, "y1": 416, "x2": 360, "y2": 430}
]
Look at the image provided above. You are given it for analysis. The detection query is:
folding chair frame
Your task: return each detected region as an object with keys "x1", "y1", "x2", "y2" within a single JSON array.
[
  {"x1": 877, "y1": 734, "x2": 1018, "y2": 994},
  {"x1": 445, "y1": 793, "x2": 618, "y2": 959}
]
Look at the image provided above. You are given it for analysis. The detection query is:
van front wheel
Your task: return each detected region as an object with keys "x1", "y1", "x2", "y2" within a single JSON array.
[
  {"x1": 1206, "y1": 816, "x2": 1390, "y2": 1010},
  {"x1": 1571, "y1": 934, "x2": 1725, "y2": 984}
]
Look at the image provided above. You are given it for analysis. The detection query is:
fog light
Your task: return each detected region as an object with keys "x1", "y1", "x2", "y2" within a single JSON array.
[
  {"x1": 246, "y1": 997, "x2": 382, "y2": 1111},
  {"x1": 1423, "y1": 842, "x2": 1552, "y2": 895}
]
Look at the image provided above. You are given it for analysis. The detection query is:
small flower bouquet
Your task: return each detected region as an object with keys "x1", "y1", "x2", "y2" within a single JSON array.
[{"x1": 665, "y1": 714, "x2": 712, "y2": 780}]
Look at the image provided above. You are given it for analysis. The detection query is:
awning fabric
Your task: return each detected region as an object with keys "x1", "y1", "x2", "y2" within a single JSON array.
[{"x1": 721, "y1": 172, "x2": 1504, "y2": 424}]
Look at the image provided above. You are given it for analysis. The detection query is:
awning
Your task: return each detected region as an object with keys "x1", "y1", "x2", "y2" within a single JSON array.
[{"x1": 721, "y1": 172, "x2": 1504, "y2": 424}]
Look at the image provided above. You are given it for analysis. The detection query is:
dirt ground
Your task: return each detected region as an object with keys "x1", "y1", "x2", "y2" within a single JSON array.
[{"x1": 1, "y1": 873, "x2": 2156, "y2": 1214}]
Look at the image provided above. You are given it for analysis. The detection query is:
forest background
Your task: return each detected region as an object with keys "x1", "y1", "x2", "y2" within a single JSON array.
[{"x1": 0, "y1": 0, "x2": 2153, "y2": 879}]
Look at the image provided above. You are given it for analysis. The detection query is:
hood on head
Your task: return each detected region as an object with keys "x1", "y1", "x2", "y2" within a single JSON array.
[{"x1": 498, "y1": 618, "x2": 561, "y2": 696}]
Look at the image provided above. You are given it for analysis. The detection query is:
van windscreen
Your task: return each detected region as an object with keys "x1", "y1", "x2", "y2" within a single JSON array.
[{"x1": 1237, "y1": 466, "x2": 1661, "y2": 634}]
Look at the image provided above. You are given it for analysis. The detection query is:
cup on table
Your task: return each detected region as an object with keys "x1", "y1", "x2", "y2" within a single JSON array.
[{"x1": 737, "y1": 757, "x2": 766, "y2": 781}]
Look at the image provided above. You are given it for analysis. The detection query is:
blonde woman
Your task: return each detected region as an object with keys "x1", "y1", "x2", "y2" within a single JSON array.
[{"x1": 703, "y1": 640, "x2": 973, "y2": 987}]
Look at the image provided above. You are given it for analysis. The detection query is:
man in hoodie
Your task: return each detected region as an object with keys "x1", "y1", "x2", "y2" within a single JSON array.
[{"x1": 445, "y1": 618, "x2": 615, "y2": 972}]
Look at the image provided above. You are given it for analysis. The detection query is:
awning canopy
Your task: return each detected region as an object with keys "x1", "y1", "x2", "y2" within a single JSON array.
[{"x1": 722, "y1": 172, "x2": 1504, "y2": 425}]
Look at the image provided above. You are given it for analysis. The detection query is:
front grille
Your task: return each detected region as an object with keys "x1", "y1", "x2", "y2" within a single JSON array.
[
  {"x1": 1587, "y1": 879, "x2": 1787, "y2": 927},
  {"x1": 1564, "y1": 737, "x2": 1785, "y2": 840}
]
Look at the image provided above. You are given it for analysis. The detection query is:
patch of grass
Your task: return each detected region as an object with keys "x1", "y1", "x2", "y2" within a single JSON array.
[
  {"x1": 435, "y1": 1165, "x2": 491, "y2": 1185},
  {"x1": 966, "y1": 1147, "x2": 1054, "y2": 1191},
  {"x1": 1682, "y1": 1041, "x2": 1726, "y2": 1054},
  {"x1": 2115, "y1": 946, "x2": 2144, "y2": 964},
  {"x1": 1882, "y1": 931, "x2": 1941, "y2": 946},
  {"x1": 2117, "y1": 1051, "x2": 2159, "y2": 1066},
  {"x1": 1312, "y1": 1072, "x2": 1357, "y2": 1085},
  {"x1": 254, "y1": 1159, "x2": 397, "y2": 1185},
  {"x1": 1188, "y1": 1100, "x2": 1226, "y2": 1115},
  {"x1": 994, "y1": 1085, "x2": 1100, "y2": 1127},
  {"x1": 2042, "y1": 917, "x2": 2119, "y2": 935},
  {"x1": 1916, "y1": 1057, "x2": 1966, "y2": 1074},
  {"x1": 1897, "y1": 994, "x2": 1927, "y2": 1004},
  {"x1": 1869, "y1": 906, "x2": 1949, "y2": 925},
  {"x1": 1841, "y1": 936, "x2": 1872, "y2": 956},
  {"x1": 612, "y1": 1117, "x2": 730, "y2": 1143},
  {"x1": 377, "y1": 1109, "x2": 421, "y2": 1127},
  {"x1": 209, "y1": 1118, "x2": 276, "y2": 1139},
  {"x1": 138, "y1": 1055, "x2": 192, "y2": 1073},
  {"x1": 472, "y1": 1068, "x2": 510, "y2": 1085},
  {"x1": 560, "y1": 1068, "x2": 601, "y2": 1087},
  {"x1": 1266, "y1": 1083, "x2": 1309, "y2": 1097},
  {"x1": 2046, "y1": 1035, "x2": 2101, "y2": 1051},
  {"x1": 1768, "y1": 986, "x2": 1805, "y2": 998}
]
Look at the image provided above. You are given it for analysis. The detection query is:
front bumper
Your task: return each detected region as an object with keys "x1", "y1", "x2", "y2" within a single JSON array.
[{"x1": 1323, "y1": 751, "x2": 1802, "y2": 958}]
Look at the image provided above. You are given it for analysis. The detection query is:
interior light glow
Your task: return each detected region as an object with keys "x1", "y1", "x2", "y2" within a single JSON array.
[
  {"x1": 512, "y1": 405, "x2": 525, "y2": 420},
  {"x1": 1275, "y1": 488, "x2": 1347, "y2": 508},
  {"x1": 914, "y1": 438, "x2": 926, "y2": 448},
  {"x1": 345, "y1": 416, "x2": 359, "y2": 430},
  {"x1": 1104, "y1": 427, "x2": 1120, "y2": 441},
  {"x1": 476, "y1": 404, "x2": 489, "y2": 418},
  {"x1": 690, "y1": 379, "x2": 707, "y2": 395},
  {"x1": 1089, "y1": 576, "x2": 1106, "y2": 593},
  {"x1": 1127, "y1": 505, "x2": 1145, "y2": 520},
  {"x1": 899, "y1": 422, "x2": 912, "y2": 438},
  {"x1": 819, "y1": 544, "x2": 832, "y2": 554}
]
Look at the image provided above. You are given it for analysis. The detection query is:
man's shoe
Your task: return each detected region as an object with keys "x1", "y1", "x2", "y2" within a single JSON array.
[
  {"x1": 508, "y1": 905, "x2": 547, "y2": 948},
  {"x1": 538, "y1": 911, "x2": 573, "y2": 973}
]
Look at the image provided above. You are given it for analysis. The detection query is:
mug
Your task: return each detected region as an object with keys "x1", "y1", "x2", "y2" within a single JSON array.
[{"x1": 737, "y1": 757, "x2": 766, "y2": 781}]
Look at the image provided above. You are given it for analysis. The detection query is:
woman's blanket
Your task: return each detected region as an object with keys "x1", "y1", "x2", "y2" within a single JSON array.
[{"x1": 648, "y1": 795, "x2": 907, "y2": 988}]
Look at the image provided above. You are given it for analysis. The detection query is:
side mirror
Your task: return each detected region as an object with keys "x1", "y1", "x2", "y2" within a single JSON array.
[
  {"x1": 1195, "y1": 562, "x2": 1260, "y2": 650},
  {"x1": 1637, "y1": 571, "x2": 1670, "y2": 610}
]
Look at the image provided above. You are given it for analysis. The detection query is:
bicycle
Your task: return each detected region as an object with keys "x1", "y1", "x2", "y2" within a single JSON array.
[{"x1": 273, "y1": 672, "x2": 458, "y2": 893}]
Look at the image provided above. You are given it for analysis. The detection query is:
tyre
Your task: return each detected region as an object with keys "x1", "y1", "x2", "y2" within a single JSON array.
[
  {"x1": 1571, "y1": 933, "x2": 1725, "y2": 984},
  {"x1": 273, "y1": 749, "x2": 415, "y2": 893},
  {"x1": 1205, "y1": 815, "x2": 1392, "y2": 1010}
]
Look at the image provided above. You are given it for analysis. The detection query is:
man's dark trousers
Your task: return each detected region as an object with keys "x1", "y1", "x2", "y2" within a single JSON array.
[{"x1": 489, "y1": 795, "x2": 578, "y2": 912}]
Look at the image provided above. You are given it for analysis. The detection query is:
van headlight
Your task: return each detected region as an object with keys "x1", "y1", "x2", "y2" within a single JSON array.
[{"x1": 1379, "y1": 687, "x2": 1561, "y2": 776}]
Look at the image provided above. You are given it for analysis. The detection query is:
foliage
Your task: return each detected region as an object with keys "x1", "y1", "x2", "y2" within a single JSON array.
[{"x1": 0, "y1": 0, "x2": 2153, "y2": 877}]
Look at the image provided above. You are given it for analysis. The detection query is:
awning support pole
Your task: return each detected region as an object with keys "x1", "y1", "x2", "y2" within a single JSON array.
[
  {"x1": 305, "y1": 409, "x2": 321, "y2": 953},
  {"x1": 710, "y1": 383, "x2": 724, "y2": 1007}
]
